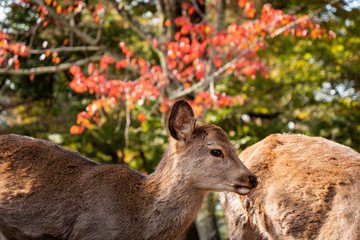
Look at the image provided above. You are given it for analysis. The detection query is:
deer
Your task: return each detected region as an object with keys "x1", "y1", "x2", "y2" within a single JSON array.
[
  {"x1": 220, "y1": 133, "x2": 360, "y2": 240},
  {"x1": 0, "y1": 99, "x2": 258, "y2": 240}
]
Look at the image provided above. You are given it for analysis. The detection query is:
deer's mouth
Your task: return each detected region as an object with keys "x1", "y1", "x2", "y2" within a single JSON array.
[{"x1": 234, "y1": 184, "x2": 252, "y2": 195}]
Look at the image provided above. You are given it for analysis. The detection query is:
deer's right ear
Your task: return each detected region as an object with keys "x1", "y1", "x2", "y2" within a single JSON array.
[{"x1": 168, "y1": 100, "x2": 196, "y2": 141}]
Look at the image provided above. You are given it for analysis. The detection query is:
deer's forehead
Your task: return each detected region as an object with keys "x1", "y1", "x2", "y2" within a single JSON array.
[{"x1": 194, "y1": 123, "x2": 230, "y2": 143}]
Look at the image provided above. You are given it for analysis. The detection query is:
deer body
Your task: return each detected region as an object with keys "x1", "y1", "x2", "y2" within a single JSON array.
[
  {"x1": 221, "y1": 134, "x2": 360, "y2": 240},
  {"x1": 0, "y1": 100, "x2": 257, "y2": 240}
]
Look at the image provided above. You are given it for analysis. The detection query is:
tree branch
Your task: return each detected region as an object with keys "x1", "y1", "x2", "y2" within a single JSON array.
[
  {"x1": 29, "y1": 46, "x2": 101, "y2": 54},
  {"x1": 28, "y1": 20, "x2": 42, "y2": 49},
  {"x1": 108, "y1": 0, "x2": 155, "y2": 42},
  {"x1": 95, "y1": 15, "x2": 105, "y2": 44},
  {"x1": 0, "y1": 55, "x2": 102, "y2": 75},
  {"x1": 190, "y1": 0, "x2": 205, "y2": 19},
  {"x1": 165, "y1": 0, "x2": 176, "y2": 40},
  {"x1": 156, "y1": 0, "x2": 167, "y2": 43}
]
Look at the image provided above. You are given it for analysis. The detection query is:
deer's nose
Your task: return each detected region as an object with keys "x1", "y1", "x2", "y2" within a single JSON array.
[{"x1": 249, "y1": 175, "x2": 258, "y2": 188}]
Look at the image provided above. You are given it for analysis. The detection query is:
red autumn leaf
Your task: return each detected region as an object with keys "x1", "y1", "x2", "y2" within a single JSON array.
[
  {"x1": 159, "y1": 105, "x2": 168, "y2": 113},
  {"x1": 100, "y1": 56, "x2": 114, "y2": 70},
  {"x1": 129, "y1": 102, "x2": 135, "y2": 110},
  {"x1": 188, "y1": 7, "x2": 194, "y2": 15},
  {"x1": 45, "y1": 50, "x2": 51, "y2": 57},
  {"x1": 116, "y1": 59, "x2": 129, "y2": 69},
  {"x1": 212, "y1": 56, "x2": 222, "y2": 67},
  {"x1": 138, "y1": 58, "x2": 146, "y2": 68},
  {"x1": 244, "y1": 2, "x2": 256, "y2": 18},
  {"x1": 311, "y1": 30, "x2": 318, "y2": 39},
  {"x1": 43, "y1": 20, "x2": 50, "y2": 27},
  {"x1": 121, "y1": 46, "x2": 128, "y2": 54},
  {"x1": 94, "y1": 16, "x2": 100, "y2": 23},
  {"x1": 242, "y1": 65, "x2": 256, "y2": 76},
  {"x1": 168, "y1": 61, "x2": 177, "y2": 70},
  {"x1": 152, "y1": 38, "x2": 159, "y2": 48},
  {"x1": 175, "y1": 32, "x2": 181, "y2": 40},
  {"x1": 14, "y1": 59, "x2": 20, "y2": 69},
  {"x1": 56, "y1": 5, "x2": 62, "y2": 14},
  {"x1": 96, "y1": 3, "x2": 104, "y2": 12},
  {"x1": 126, "y1": 50, "x2": 134, "y2": 58},
  {"x1": 88, "y1": 63, "x2": 95, "y2": 75},
  {"x1": 19, "y1": 45, "x2": 28, "y2": 56},
  {"x1": 69, "y1": 66, "x2": 79, "y2": 75},
  {"x1": 70, "y1": 125, "x2": 85, "y2": 135},
  {"x1": 238, "y1": 0, "x2": 247, "y2": 8},
  {"x1": 137, "y1": 113, "x2": 146, "y2": 123},
  {"x1": 194, "y1": 105, "x2": 203, "y2": 117},
  {"x1": 182, "y1": 3, "x2": 190, "y2": 10},
  {"x1": 81, "y1": 119, "x2": 90, "y2": 127},
  {"x1": 131, "y1": 58, "x2": 137, "y2": 67},
  {"x1": 52, "y1": 56, "x2": 60, "y2": 64}
]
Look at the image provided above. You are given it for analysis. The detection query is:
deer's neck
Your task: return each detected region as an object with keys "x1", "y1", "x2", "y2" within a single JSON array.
[{"x1": 143, "y1": 147, "x2": 206, "y2": 240}]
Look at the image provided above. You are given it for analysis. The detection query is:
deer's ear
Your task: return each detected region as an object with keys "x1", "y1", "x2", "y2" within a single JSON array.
[{"x1": 168, "y1": 100, "x2": 196, "y2": 141}]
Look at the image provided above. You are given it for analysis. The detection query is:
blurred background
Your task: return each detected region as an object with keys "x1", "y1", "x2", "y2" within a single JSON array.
[{"x1": 0, "y1": 0, "x2": 359, "y2": 239}]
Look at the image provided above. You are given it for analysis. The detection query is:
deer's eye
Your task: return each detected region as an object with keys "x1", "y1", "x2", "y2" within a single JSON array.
[{"x1": 210, "y1": 149, "x2": 224, "y2": 158}]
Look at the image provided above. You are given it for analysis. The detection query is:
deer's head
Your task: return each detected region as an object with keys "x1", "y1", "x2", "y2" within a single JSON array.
[{"x1": 167, "y1": 100, "x2": 258, "y2": 195}]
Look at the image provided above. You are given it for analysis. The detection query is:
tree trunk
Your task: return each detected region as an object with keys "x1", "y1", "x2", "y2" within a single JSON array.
[
  {"x1": 195, "y1": 193, "x2": 221, "y2": 240},
  {"x1": 179, "y1": 222, "x2": 200, "y2": 240}
]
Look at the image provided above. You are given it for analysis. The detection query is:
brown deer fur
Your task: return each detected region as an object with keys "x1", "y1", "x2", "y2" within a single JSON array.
[
  {"x1": 221, "y1": 133, "x2": 360, "y2": 240},
  {"x1": 0, "y1": 100, "x2": 257, "y2": 240}
]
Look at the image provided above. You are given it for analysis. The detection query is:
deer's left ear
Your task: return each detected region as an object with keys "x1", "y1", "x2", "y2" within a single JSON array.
[{"x1": 167, "y1": 100, "x2": 196, "y2": 141}]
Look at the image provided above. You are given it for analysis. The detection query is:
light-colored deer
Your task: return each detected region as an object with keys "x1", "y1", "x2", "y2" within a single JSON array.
[
  {"x1": 0, "y1": 100, "x2": 258, "y2": 240},
  {"x1": 220, "y1": 133, "x2": 360, "y2": 240}
]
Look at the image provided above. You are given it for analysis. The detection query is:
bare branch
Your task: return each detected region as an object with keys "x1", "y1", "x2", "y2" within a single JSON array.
[
  {"x1": 0, "y1": 55, "x2": 102, "y2": 75},
  {"x1": 125, "y1": 99, "x2": 131, "y2": 149},
  {"x1": 205, "y1": 0, "x2": 226, "y2": 100},
  {"x1": 190, "y1": 0, "x2": 205, "y2": 19},
  {"x1": 29, "y1": 46, "x2": 101, "y2": 54},
  {"x1": 108, "y1": 0, "x2": 154, "y2": 42},
  {"x1": 165, "y1": 0, "x2": 176, "y2": 40},
  {"x1": 156, "y1": 0, "x2": 167, "y2": 43},
  {"x1": 28, "y1": 21, "x2": 42, "y2": 49},
  {"x1": 216, "y1": 0, "x2": 225, "y2": 31},
  {"x1": 95, "y1": 16, "x2": 105, "y2": 44}
]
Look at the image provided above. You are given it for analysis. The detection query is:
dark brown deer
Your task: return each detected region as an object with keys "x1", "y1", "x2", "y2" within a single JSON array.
[
  {"x1": 221, "y1": 133, "x2": 360, "y2": 240},
  {"x1": 0, "y1": 100, "x2": 258, "y2": 240}
]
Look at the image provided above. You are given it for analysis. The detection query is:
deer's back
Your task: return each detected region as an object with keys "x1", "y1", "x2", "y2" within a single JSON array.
[
  {"x1": 0, "y1": 134, "x2": 146, "y2": 239},
  {"x1": 221, "y1": 134, "x2": 360, "y2": 240}
]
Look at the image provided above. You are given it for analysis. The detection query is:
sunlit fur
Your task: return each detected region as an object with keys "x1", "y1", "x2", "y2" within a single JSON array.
[
  {"x1": 0, "y1": 100, "x2": 256, "y2": 240},
  {"x1": 221, "y1": 133, "x2": 360, "y2": 240}
]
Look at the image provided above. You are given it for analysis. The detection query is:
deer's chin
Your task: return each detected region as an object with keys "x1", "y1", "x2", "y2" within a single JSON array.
[{"x1": 234, "y1": 185, "x2": 252, "y2": 195}]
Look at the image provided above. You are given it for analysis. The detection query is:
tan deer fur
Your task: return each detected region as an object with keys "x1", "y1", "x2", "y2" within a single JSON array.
[
  {"x1": 221, "y1": 133, "x2": 360, "y2": 240},
  {"x1": 0, "y1": 100, "x2": 257, "y2": 240}
]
